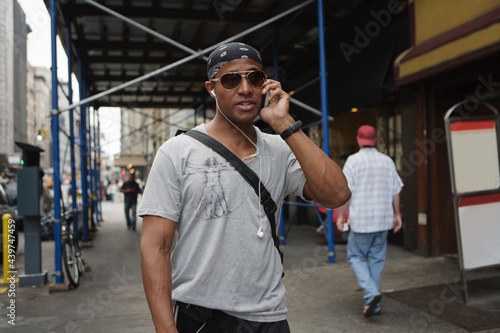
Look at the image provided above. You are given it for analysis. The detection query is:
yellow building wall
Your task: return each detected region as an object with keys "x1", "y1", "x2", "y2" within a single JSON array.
[
  {"x1": 413, "y1": 0, "x2": 500, "y2": 44},
  {"x1": 399, "y1": 23, "x2": 500, "y2": 78}
]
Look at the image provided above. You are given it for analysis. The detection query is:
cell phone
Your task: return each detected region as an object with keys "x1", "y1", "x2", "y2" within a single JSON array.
[{"x1": 263, "y1": 90, "x2": 271, "y2": 108}]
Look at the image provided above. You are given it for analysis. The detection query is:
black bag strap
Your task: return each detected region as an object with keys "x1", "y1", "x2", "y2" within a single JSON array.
[{"x1": 184, "y1": 130, "x2": 283, "y2": 262}]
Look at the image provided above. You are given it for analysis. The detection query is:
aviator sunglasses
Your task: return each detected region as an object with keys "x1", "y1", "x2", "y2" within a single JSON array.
[{"x1": 211, "y1": 70, "x2": 267, "y2": 90}]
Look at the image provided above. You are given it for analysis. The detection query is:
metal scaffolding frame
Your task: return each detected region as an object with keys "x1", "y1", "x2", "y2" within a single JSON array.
[
  {"x1": 50, "y1": 0, "x2": 63, "y2": 285},
  {"x1": 49, "y1": 0, "x2": 337, "y2": 286}
]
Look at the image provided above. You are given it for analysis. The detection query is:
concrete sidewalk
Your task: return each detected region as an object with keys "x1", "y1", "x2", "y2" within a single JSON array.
[
  {"x1": 282, "y1": 226, "x2": 500, "y2": 333},
  {"x1": 1, "y1": 200, "x2": 499, "y2": 332}
]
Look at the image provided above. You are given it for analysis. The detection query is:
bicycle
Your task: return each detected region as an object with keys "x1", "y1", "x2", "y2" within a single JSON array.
[{"x1": 60, "y1": 190, "x2": 90, "y2": 288}]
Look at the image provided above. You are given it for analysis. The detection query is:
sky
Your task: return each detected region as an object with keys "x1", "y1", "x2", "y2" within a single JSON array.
[{"x1": 17, "y1": 0, "x2": 121, "y2": 157}]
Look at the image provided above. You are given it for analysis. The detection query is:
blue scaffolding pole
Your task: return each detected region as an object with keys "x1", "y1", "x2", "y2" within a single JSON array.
[
  {"x1": 66, "y1": 21, "x2": 79, "y2": 241},
  {"x1": 92, "y1": 109, "x2": 99, "y2": 225},
  {"x1": 96, "y1": 115, "x2": 103, "y2": 222},
  {"x1": 87, "y1": 104, "x2": 94, "y2": 230},
  {"x1": 78, "y1": 57, "x2": 90, "y2": 244},
  {"x1": 317, "y1": 0, "x2": 336, "y2": 264},
  {"x1": 281, "y1": 200, "x2": 328, "y2": 239},
  {"x1": 278, "y1": 0, "x2": 336, "y2": 264},
  {"x1": 49, "y1": 0, "x2": 64, "y2": 285},
  {"x1": 91, "y1": 109, "x2": 96, "y2": 225}
]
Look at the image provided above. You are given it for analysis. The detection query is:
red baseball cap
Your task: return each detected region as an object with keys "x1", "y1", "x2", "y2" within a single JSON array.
[{"x1": 357, "y1": 125, "x2": 376, "y2": 147}]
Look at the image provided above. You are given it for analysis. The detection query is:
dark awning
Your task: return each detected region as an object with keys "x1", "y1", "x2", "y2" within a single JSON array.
[{"x1": 329, "y1": 37, "x2": 397, "y2": 113}]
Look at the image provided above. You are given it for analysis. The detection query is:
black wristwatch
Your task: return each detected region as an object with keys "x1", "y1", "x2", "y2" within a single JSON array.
[{"x1": 280, "y1": 120, "x2": 303, "y2": 140}]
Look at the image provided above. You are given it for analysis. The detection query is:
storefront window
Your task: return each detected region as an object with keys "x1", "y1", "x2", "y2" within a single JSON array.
[{"x1": 377, "y1": 107, "x2": 403, "y2": 170}]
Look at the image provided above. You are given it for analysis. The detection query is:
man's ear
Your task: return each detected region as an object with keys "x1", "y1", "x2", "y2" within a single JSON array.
[{"x1": 205, "y1": 81, "x2": 215, "y2": 98}]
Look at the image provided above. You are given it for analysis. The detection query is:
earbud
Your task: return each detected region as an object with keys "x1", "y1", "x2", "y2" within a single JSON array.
[
  {"x1": 257, "y1": 227, "x2": 264, "y2": 238},
  {"x1": 211, "y1": 89, "x2": 216, "y2": 97}
]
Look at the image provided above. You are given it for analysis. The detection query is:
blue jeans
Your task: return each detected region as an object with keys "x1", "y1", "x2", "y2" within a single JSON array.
[
  {"x1": 347, "y1": 231, "x2": 388, "y2": 308},
  {"x1": 124, "y1": 202, "x2": 137, "y2": 228}
]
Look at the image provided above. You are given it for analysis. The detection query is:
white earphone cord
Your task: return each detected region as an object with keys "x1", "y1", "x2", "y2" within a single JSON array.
[
  {"x1": 215, "y1": 101, "x2": 259, "y2": 161},
  {"x1": 215, "y1": 99, "x2": 264, "y2": 235}
]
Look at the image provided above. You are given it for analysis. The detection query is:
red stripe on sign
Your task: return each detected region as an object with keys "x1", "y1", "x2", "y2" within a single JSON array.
[
  {"x1": 450, "y1": 120, "x2": 495, "y2": 132},
  {"x1": 458, "y1": 193, "x2": 500, "y2": 207}
]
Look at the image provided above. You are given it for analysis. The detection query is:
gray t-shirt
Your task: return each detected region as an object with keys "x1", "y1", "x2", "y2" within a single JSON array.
[{"x1": 138, "y1": 124, "x2": 307, "y2": 322}]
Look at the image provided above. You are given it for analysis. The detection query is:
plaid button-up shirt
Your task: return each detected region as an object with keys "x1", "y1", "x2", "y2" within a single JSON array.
[{"x1": 342, "y1": 148, "x2": 403, "y2": 233}]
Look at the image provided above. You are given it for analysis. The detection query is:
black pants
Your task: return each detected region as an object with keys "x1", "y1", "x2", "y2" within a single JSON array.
[{"x1": 174, "y1": 304, "x2": 290, "y2": 333}]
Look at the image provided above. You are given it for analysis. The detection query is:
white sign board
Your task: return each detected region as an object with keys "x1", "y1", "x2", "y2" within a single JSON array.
[
  {"x1": 457, "y1": 194, "x2": 500, "y2": 270},
  {"x1": 450, "y1": 120, "x2": 500, "y2": 194}
]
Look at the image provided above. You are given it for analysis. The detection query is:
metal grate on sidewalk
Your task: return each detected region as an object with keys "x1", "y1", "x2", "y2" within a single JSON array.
[{"x1": 385, "y1": 276, "x2": 500, "y2": 332}]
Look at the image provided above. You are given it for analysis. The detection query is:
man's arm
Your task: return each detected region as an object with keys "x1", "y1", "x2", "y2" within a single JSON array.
[
  {"x1": 294, "y1": 132, "x2": 350, "y2": 208},
  {"x1": 140, "y1": 215, "x2": 178, "y2": 333},
  {"x1": 260, "y1": 81, "x2": 350, "y2": 209},
  {"x1": 119, "y1": 183, "x2": 129, "y2": 193},
  {"x1": 392, "y1": 193, "x2": 402, "y2": 233}
]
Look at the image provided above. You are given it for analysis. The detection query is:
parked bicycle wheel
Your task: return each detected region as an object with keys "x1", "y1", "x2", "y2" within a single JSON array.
[
  {"x1": 63, "y1": 236, "x2": 80, "y2": 288},
  {"x1": 75, "y1": 240, "x2": 86, "y2": 276}
]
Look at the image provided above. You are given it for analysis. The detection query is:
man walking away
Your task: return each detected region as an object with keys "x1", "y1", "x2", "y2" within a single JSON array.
[
  {"x1": 120, "y1": 172, "x2": 142, "y2": 230},
  {"x1": 336, "y1": 125, "x2": 403, "y2": 318}
]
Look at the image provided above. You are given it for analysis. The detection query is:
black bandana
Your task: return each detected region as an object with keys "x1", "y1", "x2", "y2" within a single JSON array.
[{"x1": 207, "y1": 42, "x2": 263, "y2": 80}]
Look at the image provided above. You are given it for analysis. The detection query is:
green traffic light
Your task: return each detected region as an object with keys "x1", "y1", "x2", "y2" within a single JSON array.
[
  {"x1": 37, "y1": 134, "x2": 43, "y2": 141},
  {"x1": 20, "y1": 159, "x2": 24, "y2": 165}
]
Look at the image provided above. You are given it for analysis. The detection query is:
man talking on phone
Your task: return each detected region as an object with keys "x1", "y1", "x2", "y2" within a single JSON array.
[{"x1": 139, "y1": 42, "x2": 350, "y2": 333}]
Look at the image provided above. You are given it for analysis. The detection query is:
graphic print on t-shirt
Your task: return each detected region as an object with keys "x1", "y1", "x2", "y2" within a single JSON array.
[{"x1": 184, "y1": 156, "x2": 250, "y2": 220}]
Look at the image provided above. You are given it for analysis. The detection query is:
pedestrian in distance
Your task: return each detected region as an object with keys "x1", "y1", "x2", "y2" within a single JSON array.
[
  {"x1": 336, "y1": 125, "x2": 403, "y2": 318},
  {"x1": 107, "y1": 180, "x2": 118, "y2": 202},
  {"x1": 139, "y1": 42, "x2": 351, "y2": 333},
  {"x1": 120, "y1": 172, "x2": 142, "y2": 231}
]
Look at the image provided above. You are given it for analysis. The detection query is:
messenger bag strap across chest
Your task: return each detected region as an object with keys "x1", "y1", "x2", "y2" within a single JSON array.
[{"x1": 183, "y1": 130, "x2": 283, "y2": 267}]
